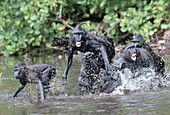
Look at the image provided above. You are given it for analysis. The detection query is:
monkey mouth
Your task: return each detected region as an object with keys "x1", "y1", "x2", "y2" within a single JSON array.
[
  {"x1": 76, "y1": 42, "x2": 81, "y2": 47},
  {"x1": 131, "y1": 53, "x2": 137, "y2": 61}
]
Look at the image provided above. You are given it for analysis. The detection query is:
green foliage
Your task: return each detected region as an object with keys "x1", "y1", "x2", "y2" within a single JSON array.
[
  {"x1": 102, "y1": 0, "x2": 170, "y2": 43},
  {"x1": 0, "y1": 0, "x2": 169, "y2": 55},
  {"x1": 0, "y1": 0, "x2": 62, "y2": 55},
  {"x1": 119, "y1": 0, "x2": 170, "y2": 42}
]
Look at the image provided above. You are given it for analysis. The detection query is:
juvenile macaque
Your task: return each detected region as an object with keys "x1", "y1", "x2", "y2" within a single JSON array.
[{"x1": 13, "y1": 62, "x2": 56, "y2": 103}]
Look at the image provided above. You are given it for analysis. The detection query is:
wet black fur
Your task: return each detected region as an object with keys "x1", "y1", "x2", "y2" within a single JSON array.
[{"x1": 13, "y1": 62, "x2": 56, "y2": 98}]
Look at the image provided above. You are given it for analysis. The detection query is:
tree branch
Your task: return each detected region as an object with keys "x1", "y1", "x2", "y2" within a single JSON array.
[{"x1": 48, "y1": 18, "x2": 74, "y2": 29}]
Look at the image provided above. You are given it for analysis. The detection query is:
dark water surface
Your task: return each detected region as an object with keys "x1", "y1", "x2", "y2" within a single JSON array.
[{"x1": 0, "y1": 54, "x2": 170, "y2": 115}]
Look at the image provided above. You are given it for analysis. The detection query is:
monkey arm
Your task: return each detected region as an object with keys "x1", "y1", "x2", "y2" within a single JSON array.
[
  {"x1": 62, "y1": 48, "x2": 74, "y2": 85},
  {"x1": 98, "y1": 45, "x2": 112, "y2": 71},
  {"x1": 13, "y1": 84, "x2": 26, "y2": 97}
]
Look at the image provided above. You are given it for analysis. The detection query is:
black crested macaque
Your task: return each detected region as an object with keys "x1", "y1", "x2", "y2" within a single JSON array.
[
  {"x1": 119, "y1": 47, "x2": 155, "y2": 73},
  {"x1": 130, "y1": 34, "x2": 165, "y2": 76},
  {"x1": 100, "y1": 47, "x2": 156, "y2": 93},
  {"x1": 13, "y1": 62, "x2": 56, "y2": 103},
  {"x1": 62, "y1": 22, "x2": 115, "y2": 86},
  {"x1": 113, "y1": 34, "x2": 164, "y2": 75},
  {"x1": 100, "y1": 34, "x2": 165, "y2": 93}
]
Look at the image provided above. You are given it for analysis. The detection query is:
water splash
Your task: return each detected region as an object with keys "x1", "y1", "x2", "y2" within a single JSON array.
[{"x1": 110, "y1": 68, "x2": 170, "y2": 95}]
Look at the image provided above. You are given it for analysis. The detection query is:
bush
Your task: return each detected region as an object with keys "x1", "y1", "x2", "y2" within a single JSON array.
[{"x1": 0, "y1": 0, "x2": 169, "y2": 55}]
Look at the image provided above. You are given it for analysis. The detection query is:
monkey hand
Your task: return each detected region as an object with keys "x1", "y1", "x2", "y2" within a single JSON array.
[{"x1": 61, "y1": 76, "x2": 67, "y2": 86}]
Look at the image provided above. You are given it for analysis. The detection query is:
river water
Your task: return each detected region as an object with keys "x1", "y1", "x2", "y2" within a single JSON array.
[{"x1": 0, "y1": 53, "x2": 170, "y2": 115}]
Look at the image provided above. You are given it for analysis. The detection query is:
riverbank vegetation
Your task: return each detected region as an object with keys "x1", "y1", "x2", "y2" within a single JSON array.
[{"x1": 0, "y1": 0, "x2": 169, "y2": 56}]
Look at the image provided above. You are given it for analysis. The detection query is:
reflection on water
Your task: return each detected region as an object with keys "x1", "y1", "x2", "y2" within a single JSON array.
[{"x1": 0, "y1": 54, "x2": 170, "y2": 115}]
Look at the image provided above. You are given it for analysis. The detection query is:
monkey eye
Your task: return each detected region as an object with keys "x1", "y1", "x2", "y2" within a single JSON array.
[
  {"x1": 73, "y1": 34, "x2": 82, "y2": 41},
  {"x1": 14, "y1": 68, "x2": 19, "y2": 71}
]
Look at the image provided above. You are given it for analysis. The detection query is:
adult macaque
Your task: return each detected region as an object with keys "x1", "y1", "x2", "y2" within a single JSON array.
[
  {"x1": 99, "y1": 34, "x2": 165, "y2": 93},
  {"x1": 121, "y1": 47, "x2": 155, "y2": 73},
  {"x1": 114, "y1": 34, "x2": 165, "y2": 75},
  {"x1": 13, "y1": 62, "x2": 56, "y2": 103},
  {"x1": 62, "y1": 22, "x2": 115, "y2": 86},
  {"x1": 130, "y1": 34, "x2": 165, "y2": 76}
]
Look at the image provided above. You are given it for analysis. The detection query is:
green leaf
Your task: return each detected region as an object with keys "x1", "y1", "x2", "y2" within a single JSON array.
[
  {"x1": 161, "y1": 24, "x2": 169, "y2": 29},
  {"x1": 34, "y1": 30, "x2": 40, "y2": 35},
  {"x1": 30, "y1": 15, "x2": 37, "y2": 20},
  {"x1": 6, "y1": 45, "x2": 13, "y2": 51},
  {"x1": 90, "y1": 6, "x2": 96, "y2": 14},
  {"x1": 100, "y1": 0, "x2": 106, "y2": 8}
]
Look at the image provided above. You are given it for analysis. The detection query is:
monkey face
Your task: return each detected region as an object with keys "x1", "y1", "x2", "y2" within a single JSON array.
[
  {"x1": 14, "y1": 62, "x2": 28, "y2": 79},
  {"x1": 124, "y1": 48, "x2": 140, "y2": 62},
  {"x1": 72, "y1": 33, "x2": 85, "y2": 47},
  {"x1": 72, "y1": 24, "x2": 86, "y2": 48}
]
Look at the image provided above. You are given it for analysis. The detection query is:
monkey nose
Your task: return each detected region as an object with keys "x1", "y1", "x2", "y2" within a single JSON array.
[{"x1": 131, "y1": 53, "x2": 137, "y2": 61}]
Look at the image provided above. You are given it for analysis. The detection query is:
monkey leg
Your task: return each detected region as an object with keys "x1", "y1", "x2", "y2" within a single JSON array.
[
  {"x1": 29, "y1": 83, "x2": 34, "y2": 103},
  {"x1": 99, "y1": 67, "x2": 121, "y2": 93},
  {"x1": 78, "y1": 52, "x2": 102, "y2": 95},
  {"x1": 78, "y1": 72, "x2": 91, "y2": 95},
  {"x1": 43, "y1": 85, "x2": 51, "y2": 99},
  {"x1": 37, "y1": 80, "x2": 44, "y2": 103}
]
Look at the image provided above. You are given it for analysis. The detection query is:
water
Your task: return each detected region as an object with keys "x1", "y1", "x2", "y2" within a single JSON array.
[{"x1": 0, "y1": 53, "x2": 170, "y2": 115}]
